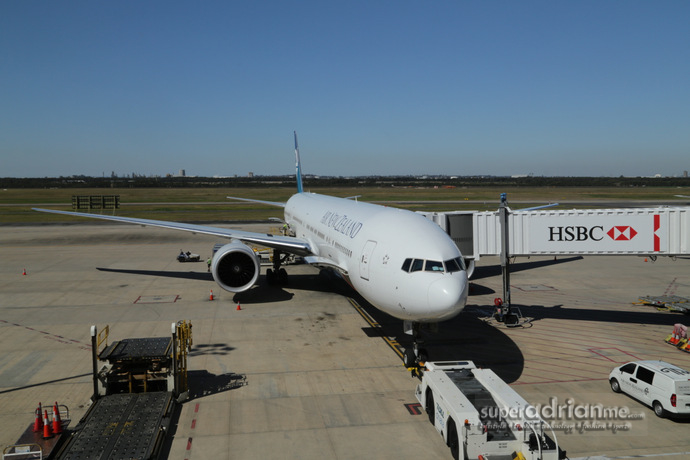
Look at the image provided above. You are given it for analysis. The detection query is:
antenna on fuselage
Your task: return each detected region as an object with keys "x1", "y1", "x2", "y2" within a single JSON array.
[{"x1": 294, "y1": 131, "x2": 304, "y2": 194}]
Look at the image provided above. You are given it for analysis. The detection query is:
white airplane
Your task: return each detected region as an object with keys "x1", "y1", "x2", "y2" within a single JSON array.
[{"x1": 34, "y1": 133, "x2": 469, "y2": 365}]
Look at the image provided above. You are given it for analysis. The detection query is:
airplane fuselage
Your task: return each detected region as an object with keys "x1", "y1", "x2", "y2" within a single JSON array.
[{"x1": 285, "y1": 193, "x2": 469, "y2": 322}]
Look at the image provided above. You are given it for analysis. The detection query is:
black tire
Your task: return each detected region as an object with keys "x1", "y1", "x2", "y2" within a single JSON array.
[
  {"x1": 610, "y1": 378, "x2": 621, "y2": 393},
  {"x1": 447, "y1": 419, "x2": 459, "y2": 460},
  {"x1": 426, "y1": 390, "x2": 435, "y2": 425},
  {"x1": 403, "y1": 348, "x2": 416, "y2": 368},
  {"x1": 266, "y1": 268, "x2": 275, "y2": 285},
  {"x1": 653, "y1": 401, "x2": 666, "y2": 418},
  {"x1": 278, "y1": 268, "x2": 288, "y2": 284}
]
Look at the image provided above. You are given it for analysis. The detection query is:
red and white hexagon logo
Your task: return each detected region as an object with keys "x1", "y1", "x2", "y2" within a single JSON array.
[{"x1": 607, "y1": 226, "x2": 638, "y2": 241}]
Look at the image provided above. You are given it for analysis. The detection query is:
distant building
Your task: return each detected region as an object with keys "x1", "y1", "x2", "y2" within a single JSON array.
[
  {"x1": 248, "y1": 172, "x2": 254, "y2": 178},
  {"x1": 684, "y1": 171, "x2": 688, "y2": 178}
]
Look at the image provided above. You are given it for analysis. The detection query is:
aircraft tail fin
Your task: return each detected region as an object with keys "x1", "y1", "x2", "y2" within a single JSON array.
[{"x1": 294, "y1": 131, "x2": 304, "y2": 194}]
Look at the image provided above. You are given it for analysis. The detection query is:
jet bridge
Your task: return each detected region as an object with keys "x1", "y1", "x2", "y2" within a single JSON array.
[
  {"x1": 421, "y1": 204, "x2": 689, "y2": 326},
  {"x1": 421, "y1": 206, "x2": 690, "y2": 260}
]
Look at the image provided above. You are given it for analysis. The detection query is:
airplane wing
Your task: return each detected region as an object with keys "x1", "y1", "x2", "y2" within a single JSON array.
[
  {"x1": 226, "y1": 196, "x2": 286, "y2": 208},
  {"x1": 32, "y1": 208, "x2": 314, "y2": 256}
]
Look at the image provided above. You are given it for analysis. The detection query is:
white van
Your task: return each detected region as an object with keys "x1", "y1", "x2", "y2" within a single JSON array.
[{"x1": 609, "y1": 360, "x2": 690, "y2": 418}]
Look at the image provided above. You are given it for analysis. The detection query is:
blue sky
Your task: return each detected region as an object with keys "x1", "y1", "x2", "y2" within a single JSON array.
[{"x1": 1, "y1": 1, "x2": 689, "y2": 178}]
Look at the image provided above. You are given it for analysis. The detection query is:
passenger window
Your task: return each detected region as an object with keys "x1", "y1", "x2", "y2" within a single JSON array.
[
  {"x1": 401, "y1": 258, "x2": 412, "y2": 272},
  {"x1": 636, "y1": 366, "x2": 655, "y2": 385},
  {"x1": 410, "y1": 259, "x2": 424, "y2": 272},
  {"x1": 425, "y1": 260, "x2": 444, "y2": 272},
  {"x1": 620, "y1": 363, "x2": 636, "y2": 375}
]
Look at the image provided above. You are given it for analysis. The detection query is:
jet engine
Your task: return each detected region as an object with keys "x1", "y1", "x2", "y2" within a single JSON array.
[{"x1": 211, "y1": 241, "x2": 261, "y2": 293}]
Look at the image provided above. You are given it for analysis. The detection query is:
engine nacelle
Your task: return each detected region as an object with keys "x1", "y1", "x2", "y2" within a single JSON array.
[{"x1": 211, "y1": 242, "x2": 261, "y2": 293}]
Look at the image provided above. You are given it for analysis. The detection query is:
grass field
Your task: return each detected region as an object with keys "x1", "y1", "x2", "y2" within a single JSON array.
[{"x1": 1, "y1": 186, "x2": 688, "y2": 224}]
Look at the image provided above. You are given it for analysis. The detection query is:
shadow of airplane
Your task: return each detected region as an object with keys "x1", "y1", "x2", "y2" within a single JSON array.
[
  {"x1": 306, "y1": 269, "x2": 527, "y2": 383},
  {"x1": 471, "y1": 256, "x2": 584, "y2": 281},
  {"x1": 360, "y1": 296, "x2": 526, "y2": 383},
  {"x1": 517, "y1": 303, "x2": 686, "y2": 327},
  {"x1": 97, "y1": 267, "x2": 213, "y2": 282},
  {"x1": 96, "y1": 266, "x2": 344, "y2": 305}
]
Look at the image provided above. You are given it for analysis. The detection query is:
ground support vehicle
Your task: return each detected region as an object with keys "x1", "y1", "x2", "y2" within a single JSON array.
[
  {"x1": 609, "y1": 360, "x2": 690, "y2": 418},
  {"x1": 177, "y1": 250, "x2": 200, "y2": 262},
  {"x1": 415, "y1": 361, "x2": 563, "y2": 460}
]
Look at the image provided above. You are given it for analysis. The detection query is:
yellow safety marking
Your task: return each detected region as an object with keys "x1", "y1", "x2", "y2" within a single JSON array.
[
  {"x1": 347, "y1": 298, "x2": 404, "y2": 359},
  {"x1": 97, "y1": 325, "x2": 109, "y2": 354}
]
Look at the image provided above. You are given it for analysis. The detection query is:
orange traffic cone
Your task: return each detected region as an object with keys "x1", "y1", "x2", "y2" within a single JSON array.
[
  {"x1": 236, "y1": 303, "x2": 241, "y2": 311},
  {"x1": 52, "y1": 402, "x2": 62, "y2": 434},
  {"x1": 209, "y1": 290, "x2": 214, "y2": 301},
  {"x1": 32, "y1": 403, "x2": 43, "y2": 432},
  {"x1": 42, "y1": 410, "x2": 53, "y2": 439}
]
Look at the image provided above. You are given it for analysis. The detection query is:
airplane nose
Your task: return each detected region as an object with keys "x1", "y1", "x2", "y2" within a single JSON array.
[{"x1": 428, "y1": 274, "x2": 468, "y2": 321}]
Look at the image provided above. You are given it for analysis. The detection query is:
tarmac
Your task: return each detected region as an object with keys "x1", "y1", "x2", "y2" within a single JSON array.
[{"x1": 1, "y1": 222, "x2": 689, "y2": 459}]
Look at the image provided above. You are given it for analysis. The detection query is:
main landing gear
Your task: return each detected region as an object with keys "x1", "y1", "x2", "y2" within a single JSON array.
[
  {"x1": 403, "y1": 321, "x2": 428, "y2": 369},
  {"x1": 266, "y1": 249, "x2": 289, "y2": 285}
]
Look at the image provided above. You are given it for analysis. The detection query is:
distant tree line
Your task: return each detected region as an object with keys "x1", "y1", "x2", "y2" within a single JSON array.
[{"x1": 0, "y1": 175, "x2": 688, "y2": 189}]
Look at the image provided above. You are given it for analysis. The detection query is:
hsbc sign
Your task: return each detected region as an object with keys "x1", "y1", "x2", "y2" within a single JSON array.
[
  {"x1": 547, "y1": 225, "x2": 638, "y2": 242},
  {"x1": 527, "y1": 213, "x2": 666, "y2": 254}
]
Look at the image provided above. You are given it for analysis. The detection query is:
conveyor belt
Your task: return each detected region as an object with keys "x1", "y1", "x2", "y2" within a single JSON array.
[
  {"x1": 99, "y1": 338, "x2": 172, "y2": 362},
  {"x1": 56, "y1": 392, "x2": 174, "y2": 460}
]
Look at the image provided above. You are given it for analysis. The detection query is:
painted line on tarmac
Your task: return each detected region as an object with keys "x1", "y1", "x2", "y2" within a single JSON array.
[
  {"x1": 0, "y1": 319, "x2": 91, "y2": 351},
  {"x1": 183, "y1": 402, "x2": 200, "y2": 460},
  {"x1": 347, "y1": 298, "x2": 404, "y2": 361}
]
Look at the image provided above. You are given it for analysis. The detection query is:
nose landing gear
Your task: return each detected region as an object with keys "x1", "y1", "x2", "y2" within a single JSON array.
[{"x1": 403, "y1": 321, "x2": 428, "y2": 369}]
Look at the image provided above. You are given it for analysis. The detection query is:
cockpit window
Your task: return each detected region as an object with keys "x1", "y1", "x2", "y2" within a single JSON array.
[
  {"x1": 425, "y1": 260, "x2": 444, "y2": 272},
  {"x1": 410, "y1": 259, "x2": 424, "y2": 272},
  {"x1": 444, "y1": 257, "x2": 466, "y2": 272},
  {"x1": 401, "y1": 258, "x2": 412, "y2": 272},
  {"x1": 402, "y1": 257, "x2": 465, "y2": 274}
]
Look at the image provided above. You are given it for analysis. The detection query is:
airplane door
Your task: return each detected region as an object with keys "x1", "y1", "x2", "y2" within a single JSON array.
[{"x1": 360, "y1": 240, "x2": 377, "y2": 281}]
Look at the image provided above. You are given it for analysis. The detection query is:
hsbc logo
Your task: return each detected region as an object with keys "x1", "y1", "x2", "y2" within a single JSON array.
[
  {"x1": 607, "y1": 226, "x2": 637, "y2": 241},
  {"x1": 548, "y1": 225, "x2": 638, "y2": 242}
]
